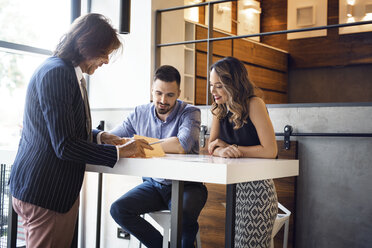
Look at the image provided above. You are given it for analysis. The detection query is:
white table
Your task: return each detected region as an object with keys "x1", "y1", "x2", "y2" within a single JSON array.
[{"x1": 86, "y1": 154, "x2": 299, "y2": 248}]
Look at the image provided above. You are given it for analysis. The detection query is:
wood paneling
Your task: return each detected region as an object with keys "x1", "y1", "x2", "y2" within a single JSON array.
[
  {"x1": 196, "y1": 51, "x2": 223, "y2": 78},
  {"x1": 198, "y1": 140, "x2": 298, "y2": 248},
  {"x1": 197, "y1": 51, "x2": 288, "y2": 93},
  {"x1": 262, "y1": 90, "x2": 288, "y2": 104},
  {"x1": 288, "y1": 33, "x2": 372, "y2": 68},
  {"x1": 198, "y1": 183, "x2": 226, "y2": 248},
  {"x1": 198, "y1": 4, "x2": 205, "y2": 25},
  {"x1": 195, "y1": 77, "x2": 207, "y2": 105},
  {"x1": 193, "y1": 23, "x2": 288, "y2": 105},
  {"x1": 245, "y1": 64, "x2": 287, "y2": 93},
  {"x1": 260, "y1": 0, "x2": 288, "y2": 51},
  {"x1": 231, "y1": 1, "x2": 237, "y2": 35},
  {"x1": 260, "y1": 0, "x2": 372, "y2": 68},
  {"x1": 195, "y1": 25, "x2": 232, "y2": 57},
  {"x1": 195, "y1": 79, "x2": 288, "y2": 105},
  {"x1": 195, "y1": 50, "x2": 288, "y2": 104},
  {"x1": 233, "y1": 39, "x2": 288, "y2": 72}
]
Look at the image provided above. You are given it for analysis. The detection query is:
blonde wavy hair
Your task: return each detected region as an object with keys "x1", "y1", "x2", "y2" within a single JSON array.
[{"x1": 210, "y1": 57, "x2": 260, "y2": 129}]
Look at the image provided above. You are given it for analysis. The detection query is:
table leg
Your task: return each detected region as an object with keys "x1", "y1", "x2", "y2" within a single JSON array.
[
  {"x1": 71, "y1": 216, "x2": 79, "y2": 248},
  {"x1": 95, "y1": 173, "x2": 103, "y2": 248},
  {"x1": 225, "y1": 184, "x2": 236, "y2": 248},
  {"x1": 7, "y1": 195, "x2": 17, "y2": 248},
  {"x1": 71, "y1": 173, "x2": 102, "y2": 248},
  {"x1": 170, "y1": 180, "x2": 184, "y2": 248}
]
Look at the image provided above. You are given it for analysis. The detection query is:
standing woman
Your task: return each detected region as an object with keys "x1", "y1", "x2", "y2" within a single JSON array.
[
  {"x1": 208, "y1": 57, "x2": 278, "y2": 247},
  {"x1": 9, "y1": 13, "x2": 151, "y2": 248}
]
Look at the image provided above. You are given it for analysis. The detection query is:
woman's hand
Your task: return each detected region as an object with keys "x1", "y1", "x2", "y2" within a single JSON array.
[
  {"x1": 208, "y1": 138, "x2": 229, "y2": 154},
  {"x1": 216, "y1": 144, "x2": 243, "y2": 158},
  {"x1": 101, "y1": 132, "x2": 127, "y2": 145},
  {"x1": 118, "y1": 139, "x2": 153, "y2": 158}
]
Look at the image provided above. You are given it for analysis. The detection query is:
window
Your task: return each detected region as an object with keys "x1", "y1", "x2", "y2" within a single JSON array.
[
  {"x1": 0, "y1": 52, "x2": 46, "y2": 148},
  {"x1": 0, "y1": 0, "x2": 71, "y2": 149},
  {"x1": 0, "y1": 0, "x2": 71, "y2": 50}
]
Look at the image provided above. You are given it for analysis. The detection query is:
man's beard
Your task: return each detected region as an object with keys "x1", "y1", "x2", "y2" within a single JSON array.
[{"x1": 156, "y1": 103, "x2": 172, "y2": 115}]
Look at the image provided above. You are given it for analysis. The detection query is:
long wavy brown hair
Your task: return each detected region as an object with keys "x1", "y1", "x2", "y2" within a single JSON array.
[
  {"x1": 210, "y1": 57, "x2": 259, "y2": 129},
  {"x1": 54, "y1": 13, "x2": 122, "y2": 66}
]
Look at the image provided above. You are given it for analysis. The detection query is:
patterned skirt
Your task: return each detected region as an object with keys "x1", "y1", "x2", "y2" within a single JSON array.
[{"x1": 234, "y1": 179, "x2": 278, "y2": 248}]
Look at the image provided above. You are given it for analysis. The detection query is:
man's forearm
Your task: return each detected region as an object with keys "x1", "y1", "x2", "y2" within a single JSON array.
[{"x1": 160, "y1": 137, "x2": 185, "y2": 154}]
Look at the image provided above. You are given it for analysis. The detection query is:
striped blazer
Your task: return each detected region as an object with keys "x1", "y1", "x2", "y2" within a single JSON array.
[{"x1": 9, "y1": 57, "x2": 117, "y2": 213}]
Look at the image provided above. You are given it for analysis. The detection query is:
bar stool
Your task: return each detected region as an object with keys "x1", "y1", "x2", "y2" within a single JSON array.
[
  {"x1": 271, "y1": 203, "x2": 291, "y2": 248},
  {"x1": 147, "y1": 210, "x2": 202, "y2": 248}
]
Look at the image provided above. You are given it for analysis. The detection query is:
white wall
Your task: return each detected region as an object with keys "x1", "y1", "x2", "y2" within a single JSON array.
[
  {"x1": 88, "y1": 0, "x2": 184, "y2": 109},
  {"x1": 89, "y1": 0, "x2": 153, "y2": 109}
]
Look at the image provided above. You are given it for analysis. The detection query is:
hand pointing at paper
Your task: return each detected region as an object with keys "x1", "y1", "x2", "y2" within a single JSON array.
[
  {"x1": 118, "y1": 139, "x2": 153, "y2": 158},
  {"x1": 100, "y1": 132, "x2": 153, "y2": 158}
]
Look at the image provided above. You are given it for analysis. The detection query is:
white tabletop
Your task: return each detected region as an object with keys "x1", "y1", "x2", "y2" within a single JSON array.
[{"x1": 86, "y1": 154, "x2": 299, "y2": 184}]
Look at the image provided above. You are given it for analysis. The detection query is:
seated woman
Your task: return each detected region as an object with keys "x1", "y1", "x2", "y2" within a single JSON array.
[{"x1": 208, "y1": 56, "x2": 278, "y2": 248}]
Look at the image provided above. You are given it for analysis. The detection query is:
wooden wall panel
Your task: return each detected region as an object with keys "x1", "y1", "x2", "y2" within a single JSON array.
[
  {"x1": 262, "y1": 90, "x2": 288, "y2": 104},
  {"x1": 198, "y1": 5, "x2": 205, "y2": 25},
  {"x1": 195, "y1": 25, "x2": 232, "y2": 57},
  {"x1": 196, "y1": 51, "x2": 223, "y2": 78},
  {"x1": 195, "y1": 77, "x2": 207, "y2": 105},
  {"x1": 233, "y1": 39, "x2": 288, "y2": 72},
  {"x1": 195, "y1": 46, "x2": 288, "y2": 104},
  {"x1": 198, "y1": 183, "x2": 226, "y2": 248},
  {"x1": 260, "y1": 0, "x2": 288, "y2": 51},
  {"x1": 245, "y1": 64, "x2": 287, "y2": 93},
  {"x1": 260, "y1": 0, "x2": 372, "y2": 69},
  {"x1": 231, "y1": 1, "x2": 237, "y2": 35},
  {"x1": 194, "y1": 22, "x2": 288, "y2": 105}
]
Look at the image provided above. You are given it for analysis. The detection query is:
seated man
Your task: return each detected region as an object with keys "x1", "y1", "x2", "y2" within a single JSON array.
[{"x1": 102, "y1": 65, "x2": 208, "y2": 248}]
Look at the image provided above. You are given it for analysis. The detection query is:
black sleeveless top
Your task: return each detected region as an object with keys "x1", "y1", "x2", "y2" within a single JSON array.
[{"x1": 219, "y1": 111, "x2": 260, "y2": 146}]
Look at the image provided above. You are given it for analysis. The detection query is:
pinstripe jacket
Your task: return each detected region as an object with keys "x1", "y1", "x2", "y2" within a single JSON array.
[{"x1": 9, "y1": 56, "x2": 117, "y2": 213}]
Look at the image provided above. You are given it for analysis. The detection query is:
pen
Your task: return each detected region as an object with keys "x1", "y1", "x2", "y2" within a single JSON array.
[{"x1": 148, "y1": 140, "x2": 164, "y2": 145}]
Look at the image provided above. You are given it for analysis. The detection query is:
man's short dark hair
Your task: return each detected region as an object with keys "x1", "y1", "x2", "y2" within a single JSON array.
[{"x1": 154, "y1": 65, "x2": 181, "y2": 87}]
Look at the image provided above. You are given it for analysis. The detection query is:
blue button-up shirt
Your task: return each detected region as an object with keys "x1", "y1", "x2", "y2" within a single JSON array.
[{"x1": 110, "y1": 100, "x2": 201, "y2": 184}]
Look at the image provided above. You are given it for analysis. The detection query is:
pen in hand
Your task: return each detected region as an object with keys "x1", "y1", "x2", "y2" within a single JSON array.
[{"x1": 148, "y1": 140, "x2": 164, "y2": 146}]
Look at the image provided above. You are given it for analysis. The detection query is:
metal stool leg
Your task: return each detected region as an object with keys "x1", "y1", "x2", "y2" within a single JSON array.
[{"x1": 148, "y1": 211, "x2": 202, "y2": 248}]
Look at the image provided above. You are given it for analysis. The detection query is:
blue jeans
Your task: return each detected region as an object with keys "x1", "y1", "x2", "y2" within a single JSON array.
[{"x1": 110, "y1": 178, "x2": 208, "y2": 248}]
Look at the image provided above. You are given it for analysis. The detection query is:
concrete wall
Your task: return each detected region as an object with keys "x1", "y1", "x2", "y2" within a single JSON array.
[{"x1": 268, "y1": 103, "x2": 372, "y2": 248}]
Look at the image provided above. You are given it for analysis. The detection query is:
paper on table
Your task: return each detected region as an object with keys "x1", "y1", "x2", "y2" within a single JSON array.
[{"x1": 133, "y1": 134, "x2": 165, "y2": 158}]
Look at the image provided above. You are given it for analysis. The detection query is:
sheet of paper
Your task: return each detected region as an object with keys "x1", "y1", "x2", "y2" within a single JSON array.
[{"x1": 133, "y1": 134, "x2": 165, "y2": 158}]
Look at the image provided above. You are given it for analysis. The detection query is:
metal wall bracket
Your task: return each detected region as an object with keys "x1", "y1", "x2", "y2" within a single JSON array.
[
  {"x1": 284, "y1": 125, "x2": 293, "y2": 150},
  {"x1": 96, "y1": 120, "x2": 105, "y2": 131},
  {"x1": 200, "y1": 125, "x2": 208, "y2": 148}
]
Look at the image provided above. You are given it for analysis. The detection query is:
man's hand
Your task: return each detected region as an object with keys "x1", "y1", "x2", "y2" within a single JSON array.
[
  {"x1": 118, "y1": 139, "x2": 153, "y2": 158},
  {"x1": 208, "y1": 138, "x2": 229, "y2": 154},
  {"x1": 101, "y1": 132, "x2": 127, "y2": 145}
]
